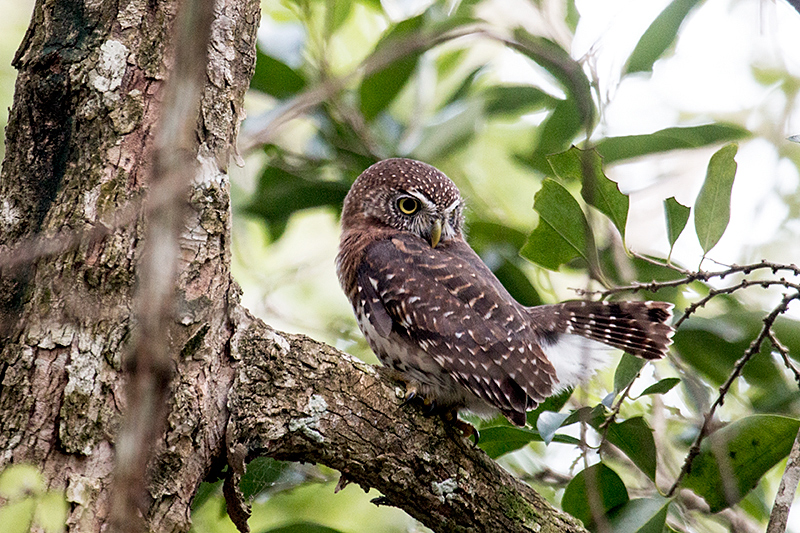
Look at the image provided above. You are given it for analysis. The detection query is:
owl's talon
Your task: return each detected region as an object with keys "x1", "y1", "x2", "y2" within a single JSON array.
[
  {"x1": 399, "y1": 390, "x2": 416, "y2": 407},
  {"x1": 422, "y1": 399, "x2": 438, "y2": 416}
]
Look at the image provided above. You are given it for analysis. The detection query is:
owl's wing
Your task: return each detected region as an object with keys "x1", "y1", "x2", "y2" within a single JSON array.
[{"x1": 358, "y1": 234, "x2": 557, "y2": 425}]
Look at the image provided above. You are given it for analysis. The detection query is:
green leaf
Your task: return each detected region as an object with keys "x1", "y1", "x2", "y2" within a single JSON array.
[
  {"x1": 324, "y1": 0, "x2": 353, "y2": 37},
  {"x1": 0, "y1": 464, "x2": 44, "y2": 499},
  {"x1": 191, "y1": 480, "x2": 220, "y2": 510},
  {"x1": 466, "y1": 220, "x2": 542, "y2": 306},
  {"x1": 526, "y1": 388, "x2": 573, "y2": 427},
  {"x1": 410, "y1": 100, "x2": 482, "y2": 161},
  {"x1": 626, "y1": 0, "x2": 705, "y2": 74},
  {"x1": 639, "y1": 377, "x2": 681, "y2": 397},
  {"x1": 523, "y1": 98, "x2": 584, "y2": 175},
  {"x1": 510, "y1": 29, "x2": 594, "y2": 129},
  {"x1": 603, "y1": 417, "x2": 658, "y2": 481},
  {"x1": 0, "y1": 498, "x2": 36, "y2": 533},
  {"x1": 359, "y1": 16, "x2": 424, "y2": 121},
  {"x1": 606, "y1": 497, "x2": 671, "y2": 533},
  {"x1": 562, "y1": 463, "x2": 629, "y2": 529},
  {"x1": 263, "y1": 522, "x2": 346, "y2": 533},
  {"x1": 614, "y1": 353, "x2": 646, "y2": 394},
  {"x1": 563, "y1": 405, "x2": 606, "y2": 428},
  {"x1": 492, "y1": 258, "x2": 543, "y2": 307},
  {"x1": 250, "y1": 49, "x2": 307, "y2": 98},
  {"x1": 547, "y1": 147, "x2": 629, "y2": 239},
  {"x1": 664, "y1": 197, "x2": 690, "y2": 249},
  {"x1": 466, "y1": 220, "x2": 529, "y2": 250},
  {"x1": 33, "y1": 491, "x2": 68, "y2": 533},
  {"x1": 565, "y1": 0, "x2": 580, "y2": 32},
  {"x1": 521, "y1": 179, "x2": 591, "y2": 270},
  {"x1": 443, "y1": 66, "x2": 484, "y2": 107},
  {"x1": 694, "y1": 143, "x2": 738, "y2": 254},
  {"x1": 484, "y1": 85, "x2": 556, "y2": 116},
  {"x1": 536, "y1": 411, "x2": 571, "y2": 445},
  {"x1": 672, "y1": 316, "x2": 782, "y2": 388},
  {"x1": 595, "y1": 124, "x2": 749, "y2": 164},
  {"x1": 477, "y1": 426, "x2": 579, "y2": 459},
  {"x1": 681, "y1": 415, "x2": 800, "y2": 512}
]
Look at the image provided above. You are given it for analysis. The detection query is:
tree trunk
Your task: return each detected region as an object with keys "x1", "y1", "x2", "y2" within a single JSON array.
[
  {"x1": 0, "y1": 1, "x2": 587, "y2": 532},
  {"x1": 0, "y1": 0, "x2": 259, "y2": 530}
]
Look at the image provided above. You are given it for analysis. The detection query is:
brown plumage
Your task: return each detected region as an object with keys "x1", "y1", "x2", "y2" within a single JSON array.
[{"x1": 336, "y1": 158, "x2": 674, "y2": 427}]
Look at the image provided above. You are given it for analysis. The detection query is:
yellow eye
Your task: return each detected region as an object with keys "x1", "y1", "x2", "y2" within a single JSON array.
[{"x1": 397, "y1": 197, "x2": 420, "y2": 215}]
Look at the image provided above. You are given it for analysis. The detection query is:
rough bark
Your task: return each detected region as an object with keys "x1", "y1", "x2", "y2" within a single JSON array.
[
  {"x1": 0, "y1": 1, "x2": 588, "y2": 532},
  {"x1": 226, "y1": 305, "x2": 585, "y2": 533},
  {"x1": 0, "y1": 0, "x2": 259, "y2": 531}
]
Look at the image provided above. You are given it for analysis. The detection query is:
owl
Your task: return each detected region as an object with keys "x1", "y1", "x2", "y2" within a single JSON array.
[{"x1": 336, "y1": 158, "x2": 674, "y2": 427}]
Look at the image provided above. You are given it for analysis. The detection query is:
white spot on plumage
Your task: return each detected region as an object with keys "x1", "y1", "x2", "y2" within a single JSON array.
[{"x1": 468, "y1": 293, "x2": 484, "y2": 307}]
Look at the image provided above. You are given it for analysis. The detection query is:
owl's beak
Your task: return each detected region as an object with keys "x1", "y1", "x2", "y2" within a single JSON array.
[{"x1": 429, "y1": 219, "x2": 442, "y2": 248}]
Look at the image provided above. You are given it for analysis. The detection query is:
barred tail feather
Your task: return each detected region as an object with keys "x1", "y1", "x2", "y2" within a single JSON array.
[{"x1": 527, "y1": 300, "x2": 675, "y2": 390}]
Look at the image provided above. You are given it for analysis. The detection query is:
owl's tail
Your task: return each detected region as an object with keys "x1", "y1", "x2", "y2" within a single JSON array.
[
  {"x1": 526, "y1": 300, "x2": 675, "y2": 360},
  {"x1": 523, "y1": 300, "x2": 675, "y2": 394}
]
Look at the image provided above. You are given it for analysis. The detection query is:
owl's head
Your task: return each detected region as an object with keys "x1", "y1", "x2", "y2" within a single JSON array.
[{"x1": 341, "y1": 158, "x2": 465, "y2": 247}]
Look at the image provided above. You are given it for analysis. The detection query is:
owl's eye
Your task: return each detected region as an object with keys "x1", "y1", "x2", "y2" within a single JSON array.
[{"x1": 397, "y1": 197, "x2": 420, "y2": 215}]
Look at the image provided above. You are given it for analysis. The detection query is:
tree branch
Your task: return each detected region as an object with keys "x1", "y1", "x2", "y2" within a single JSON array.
[
  {"x1": 224, "y1": 305, "x2": 588, "y2": 533},
  {"x1": 667, "y1": 291, "x2": 800, "y2": 497},
  {"x1": 766, "y1": 424, "x2": 800, "y2": 533}
]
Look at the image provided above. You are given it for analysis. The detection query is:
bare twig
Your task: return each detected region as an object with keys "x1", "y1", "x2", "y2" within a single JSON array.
[
  {"x1": 768, "y1": 331, "x2": 800, "y2": 387},
  {"x1": 577, "y1": 259, "x2": 800, "y2": 300},
  {"x1": 598, "y1": 373, "x2": 639, "y2": 435},
  {"x1": 675, "y1": 278, "x2": 800, "y2": 328},
  {"x1": 667, "y1": 291, "x2": 800, "y2": 497}
]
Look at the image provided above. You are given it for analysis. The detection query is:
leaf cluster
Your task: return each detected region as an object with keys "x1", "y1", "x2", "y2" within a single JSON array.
[{"x1": 217, "y1": 1, "x2": 800, "y2": 532}]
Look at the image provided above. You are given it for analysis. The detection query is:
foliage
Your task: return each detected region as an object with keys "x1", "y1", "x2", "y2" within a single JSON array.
[
  {"x1": 0, "y1": 465, "x2": 68, "y2": 533},
  {"x1": 210, "y1": 1, "x2": 800, "y2": 532}
]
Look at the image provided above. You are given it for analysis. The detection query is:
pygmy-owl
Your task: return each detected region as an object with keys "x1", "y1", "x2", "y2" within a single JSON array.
[{"x1": 336, "y1": 158, "x2": 674, "y2": 427}]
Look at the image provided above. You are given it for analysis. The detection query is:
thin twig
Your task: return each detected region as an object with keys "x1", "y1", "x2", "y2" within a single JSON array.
[
  {"x1": 667, "y1": 291, "x2": 800, "y2": 497},
  {"x1": 768, "y1": 331, "x2": 800, "y2": 388},
  {"x1": 598, "y1": 373, "x2": 638, "y2": 434},
  {"x1": 675, "y1": 278, "x2": 800, "y2": 328},
  {"x1": 575, "y1": 258, "x2": 800, "y2": 300}
]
